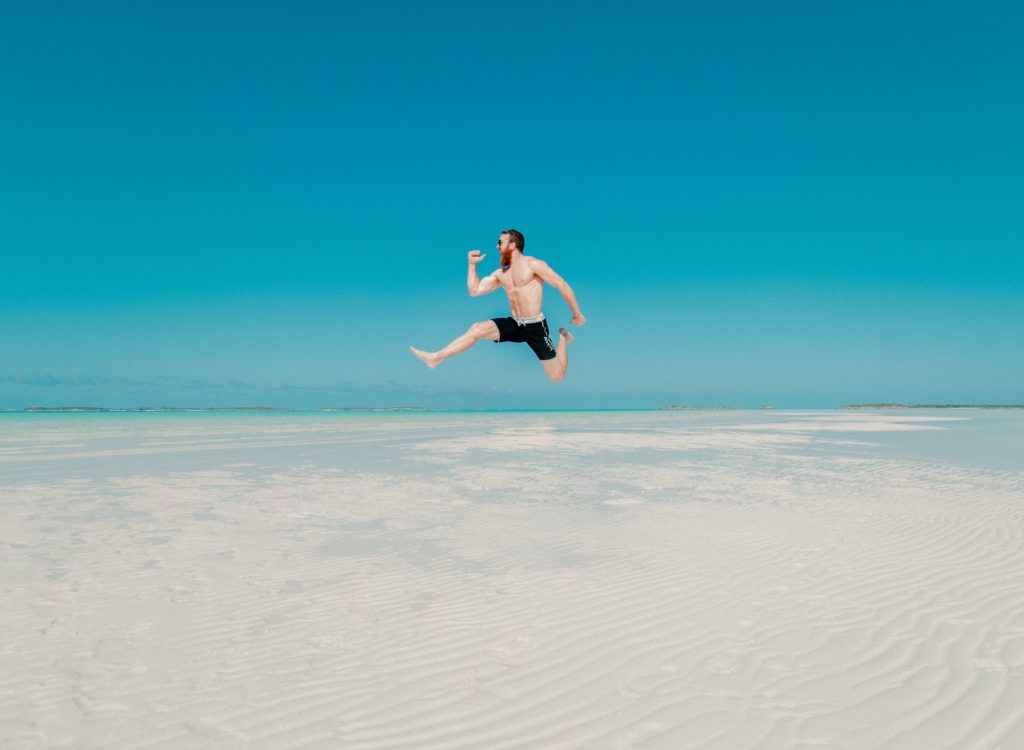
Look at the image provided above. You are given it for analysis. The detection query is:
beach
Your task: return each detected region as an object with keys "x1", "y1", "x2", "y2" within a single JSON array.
[{"x1": 2, "y1": 410, "x2": 1023, "y2": 749}]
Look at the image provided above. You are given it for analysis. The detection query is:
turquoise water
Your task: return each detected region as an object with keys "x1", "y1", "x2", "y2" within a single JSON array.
[{"x1": 2, "y1": 410, "x2": 1021, "y2": 485}]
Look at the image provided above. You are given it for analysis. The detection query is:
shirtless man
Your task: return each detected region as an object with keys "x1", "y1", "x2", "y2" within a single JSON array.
[{"x1": 410, "y1": 229, "x2": 586, "y2": 382}]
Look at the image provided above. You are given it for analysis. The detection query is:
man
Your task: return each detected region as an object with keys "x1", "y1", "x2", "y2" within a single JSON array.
[{"x1": 410, "y1": 229, "x2": 585, "y2": 382}]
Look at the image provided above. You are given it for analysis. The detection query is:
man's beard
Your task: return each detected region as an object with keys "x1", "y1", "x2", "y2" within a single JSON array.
[{"x1": 500, "y1": 248, "x2": 514, "y2": 266}]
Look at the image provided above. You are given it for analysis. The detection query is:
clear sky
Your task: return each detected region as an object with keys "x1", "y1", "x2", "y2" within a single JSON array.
[{"x1": 3, "y1": 1, "x2": 1022, "y2": 409}]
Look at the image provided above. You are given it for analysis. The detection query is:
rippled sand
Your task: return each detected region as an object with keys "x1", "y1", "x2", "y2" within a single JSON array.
[{"x1": 2, "y1": 411, "x2": 1023, "y2": 749}]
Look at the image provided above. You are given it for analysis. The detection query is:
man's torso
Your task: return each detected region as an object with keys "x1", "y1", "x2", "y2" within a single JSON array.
[{"x1": 495, "y1": 256, "x2": 544, "y2": 318}]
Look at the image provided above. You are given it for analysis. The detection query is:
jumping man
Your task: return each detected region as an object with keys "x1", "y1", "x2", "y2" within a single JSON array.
[{"x1": 410, "y1": 229, "x2": 586, "y2": 382}]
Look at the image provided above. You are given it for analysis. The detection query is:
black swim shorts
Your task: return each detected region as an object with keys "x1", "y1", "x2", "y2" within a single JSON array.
[{"x1": 492, "y1": 317, "x2": 557, "y2": 361}]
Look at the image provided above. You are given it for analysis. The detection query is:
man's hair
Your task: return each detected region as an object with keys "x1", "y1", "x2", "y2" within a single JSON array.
[{"x1": 502, "y1": 229, "x2": 525, "y2": 252}]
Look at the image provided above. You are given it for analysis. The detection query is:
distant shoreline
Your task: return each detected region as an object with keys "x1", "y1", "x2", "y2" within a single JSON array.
[
  {"x1": 9, "y1": 406, "x2": 448, "y2": 413},
  {"x1": 2, "y1": 404, "x2": 1022, "y2": 413},
  {"x1": 842, "y1": 404, "x2": 1024, "y2": 409}
]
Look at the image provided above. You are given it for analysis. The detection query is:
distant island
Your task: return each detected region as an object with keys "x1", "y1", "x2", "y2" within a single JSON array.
[
  {"x1": 17, "y1": 406, "x2": 445, "y2": 413},
  {"x1": 316, "y1": 407, "x2": 445, "y2": 411},
  {"x1": 844, "y1": 404, "x2": 1024, "y2": 409},
  {"x1": 660, "y1": 405, "x2": 739, "y2": 411}
]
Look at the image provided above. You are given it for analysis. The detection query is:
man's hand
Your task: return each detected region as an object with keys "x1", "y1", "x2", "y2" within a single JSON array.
[
  {"x1": 468, "y1": 250, "x2": 486, "y2": 265},
  {"x1": 571, "y1": 313, "x2": 586, "y2": 326}
]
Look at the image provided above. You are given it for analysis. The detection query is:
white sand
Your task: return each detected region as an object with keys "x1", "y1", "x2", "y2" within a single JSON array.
[{"x1": 2, "y1": 411, "x2": 1023, "y2": 749}]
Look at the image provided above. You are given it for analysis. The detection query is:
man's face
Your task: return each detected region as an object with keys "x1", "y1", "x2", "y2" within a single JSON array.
[{"x1": 497, "y1": 233, "x2": 515, "y2": 265}]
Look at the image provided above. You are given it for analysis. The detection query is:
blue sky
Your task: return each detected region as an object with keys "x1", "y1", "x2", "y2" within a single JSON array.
[{"x1": 3, "y1": 1, "x2": 1022, "y2": 409}]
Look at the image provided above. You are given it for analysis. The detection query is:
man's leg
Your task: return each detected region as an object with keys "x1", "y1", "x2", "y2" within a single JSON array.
[
  {"x1": 540, "y1": 327, "x2": 573, "y2": 382},
  {"x1": 410, "y1": 320, "x2": 499, "y2": 369}
]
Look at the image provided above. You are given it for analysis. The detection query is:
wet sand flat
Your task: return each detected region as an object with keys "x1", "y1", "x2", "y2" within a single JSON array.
[{"x1": 2, "y1": 410, "x2": 1023, "y2": 749}]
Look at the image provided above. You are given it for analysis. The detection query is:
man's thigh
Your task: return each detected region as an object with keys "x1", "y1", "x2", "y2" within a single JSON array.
[
  {"x1": 540, "y1": 356, "x2": 564, "y2": 380},
  {"x1": 477, "y1": 319, "x2": 500, "y2": 341},
  {"x1": 489, "y1": 318, "x2": 521, "y2": 342}
]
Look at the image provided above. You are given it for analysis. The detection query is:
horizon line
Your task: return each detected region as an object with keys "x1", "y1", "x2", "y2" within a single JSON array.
[{"x1": 3, "y1": 404, "x2": 1024, "y2": 414}]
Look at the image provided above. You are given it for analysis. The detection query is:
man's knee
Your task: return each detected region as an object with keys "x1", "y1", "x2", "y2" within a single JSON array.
[
  {"x1": 546, "y1": 368, "x2": 565, "y2": 383},
  {"x1": 468, "y1": 321, "x2": 494, "y2": 340}
]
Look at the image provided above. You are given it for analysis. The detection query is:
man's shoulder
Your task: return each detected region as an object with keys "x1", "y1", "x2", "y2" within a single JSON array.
[{"x1": 525, "y1": 255, "x2": 549, "y2": 268}]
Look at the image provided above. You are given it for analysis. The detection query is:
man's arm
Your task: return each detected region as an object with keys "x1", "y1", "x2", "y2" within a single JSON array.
[
  {"x1": 529, "y1": 259, "x2": 585, "y2": 325},
  {"x1": 467, "y1": 250, "x2": 499, "y2": 297}
]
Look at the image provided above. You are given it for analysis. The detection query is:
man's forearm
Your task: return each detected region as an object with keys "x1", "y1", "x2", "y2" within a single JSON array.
[
  {"x1": 560, "y1": 284, "x2": 582, "y2": 316},
  {"x1": 467, "y1": 264, "x2": 480, "y2": 296}
]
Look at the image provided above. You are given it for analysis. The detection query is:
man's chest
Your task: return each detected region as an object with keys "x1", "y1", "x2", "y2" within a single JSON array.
[{"x1": 498, "y1": 270, "x2": 542, "y2": 292}]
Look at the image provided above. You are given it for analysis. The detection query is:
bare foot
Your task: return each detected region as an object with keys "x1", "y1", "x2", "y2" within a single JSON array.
[
  {"x1": 409, "y1": 346, "x2": 439, "y2": 369},
  {"x1": 559, "y1": 327, "x2": 574, "y2": 345}
]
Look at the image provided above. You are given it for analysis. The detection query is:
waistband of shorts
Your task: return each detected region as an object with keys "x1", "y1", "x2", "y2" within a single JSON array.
[{"x1": 513, "y1": 313, "x2": 546, "y2": 325}]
